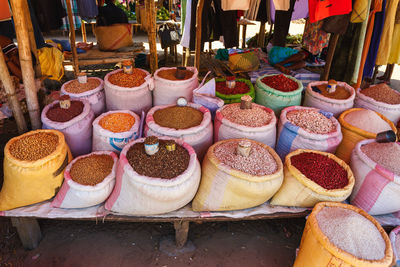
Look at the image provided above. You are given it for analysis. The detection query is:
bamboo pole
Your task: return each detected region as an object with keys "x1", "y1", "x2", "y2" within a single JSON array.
[
  {"x1": 10, "y1": 0, "x2": 41, "y2": 129},
  {"x1": 0, "y1": 47, "x2": 28, "y2": 133},
  {"x1": 321, "y1": 33, "x2": 340, "y2": 81},
  {"x1": 81, "y1": 20, "x2": 87, "y2": 43},
  {"x1": 66, "y1": 0, "x2": 79, "y2": 76},
  {"x1": 145, "y1": 0, "x2": 158, "y2": 73},
  {"x1": 194, "y1": 0, "x2": 205, "y2": 70}
]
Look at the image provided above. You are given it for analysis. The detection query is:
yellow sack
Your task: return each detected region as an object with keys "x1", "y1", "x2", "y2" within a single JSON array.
[
  {"x1": 335, "y1": 108, "x2": 397, "y2": 164},
  {"x1": 270, "y1": 149, "x2": 355, "y2": 208},
  {"x1": 0, "y1": 130, "x2": 72, "y2": 211},
  {"x1": 229, "y1": 51, "x2": 260, "y2": 72},
  {"x1": 294, "y1": 202, "x2": 393, "y2": 267},
  {"x1": 95, "y1": 24, "x2": 133, "y2": 51},
  {"x1": 38, "y1": 47, "x2": 64, "y2": 81},
  {"x1": 192, "y1": 139, "x2": 283, "y2": 211},
  {"x1": 350, "y1": 0, "x2": 369, "y2": 23}
]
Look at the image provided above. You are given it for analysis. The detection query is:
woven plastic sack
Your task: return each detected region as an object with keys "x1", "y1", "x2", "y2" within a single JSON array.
[
  {"x1": 104, "y1": 69, "x2": 153, "y2": 114},
  {"x1": 105, "y1": 137, "x2": 201, "y2": 215},
  {"x1": 144, "y1": 103, "x2": 213, "y2": 160},
  {"x1": 303, "y1": 81, "x2": 355, "y2": 117},
  {"x1": 350, "y1": 139, "x2": 400, "y2": 215},
  {"x1": 214, "y1": 103, "x2": 277, "y2": 148},
  {"x1": 355, "y1": 86, "x2": 400, "y2": 124},
  {"x1": 270, "y1": 149, "x2": 355, "y2": 207},
  {"x1": 221, "y1": 0, "x2": 250, "y2": 11},
  {"x1": 92, "y1": 110, "x2": 141, "y2": 153},
  {"x1": 294, "y1": 202, "x2": 393, "y2": 267},
  {"x1": 51, "y1": 151, "x2": 118, "y2": 209},
  {"x1": 192, "y1": 139, "x2": 283, "y2": 211},
  {"x1": 94, "y1": 24, "x2": 133, "y2": 51},
  {"x1": 153, "y1": 67, "x2": 199, "y2": 106},
  {"x1": 215, "y1": 78, "x2": 255, "y2": 104},
  {"x1": 255, "y1": 74, "x2": 303, "y2": 116},
  {"x1": 61, "y1": 77, "x2": 105, "y2": 117},
  {"x1": 389, "y1": 226, "x2": 400, "y2": 267},
  {"x1": 229, "y1": 51, "x2": 260, "y2": 72},
  {"x1": 275, "y1": 106, "x2": 343, "y2": 160},
  {"x1": 0, "y1": 130, "x2": 72, "y2": 211},
  {"x1": 41, "y1": 99, "x2": 95, "y2": 157},
  {"x1": 335, "y1": 108, "x2": 397, "y2": 164}
]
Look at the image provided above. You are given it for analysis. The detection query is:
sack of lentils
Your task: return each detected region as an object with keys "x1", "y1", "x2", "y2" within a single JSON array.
[
  {"x1": 335, "y1": 108, "x2": 397, "y2": 164},
  {"x1": 145, "y1": 103, "x2": 213, "y2": 160},
  {"x1": 0, "y1": 130, "x2": 71, "y2": 211},
  {"x1": 105, "y1": 136, "x2": 201, "y2": 215},
  {"x1": 270, "y1": 149, "x2": 354, "y2": 207},
  {"x1": 294, "y1": 202, "x2": 393, "y2": 267},
  {"x1": 41, "y1": 98, "x2": 94, "y2": 157},
  {"x1": 153, "y1": 67, "x2": 199, "y2": 106},
  {"x1": 104, "y1": 68, "x2": 153, "y2": 114},
  {"x1": 215, "y1": 77, "x2": 255, "y2": 104},
  {"x1": 52, "y1": 151, "x2": 118, "y2": 209},
  {"x1": 389, "y1": 226, "x2": 400, "y2": 266},
  {"x1": 350, "y1": 139, "x2": 400, "y2": 215},
  {"x1": 92, "y1": 110, "x2": 140, "y2": 153},
  {"x1": 255, "y1": 74, "x2": 303, "y2": 116},
  {"x1": 275, "y1": 106, "x2": 342, "y2": 160},
  {"x1": 304, "y1": 81, "x2": 355, "y2": 117},
  {"x1": 61, "y1": 75, "x2": 105, "y2": 117},
  {"x1": 214, "y1": 98, "x2": 277, "y2": 148},
  {"x1": 192, "y1": 139, "x2": 283, "y2": 211},
  {"x1": 355, "y1": 83, "x2": 400, "y2": 124}
]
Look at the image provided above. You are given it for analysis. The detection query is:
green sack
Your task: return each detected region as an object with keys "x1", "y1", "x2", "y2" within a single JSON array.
[
  {"x1": 255, "y1": 74, "x2": 303, "y2": 116},
  {"x1": 215, "y1": 78, "x2": 255, "y2": 104}
]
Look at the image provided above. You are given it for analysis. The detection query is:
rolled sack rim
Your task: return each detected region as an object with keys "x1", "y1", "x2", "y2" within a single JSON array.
[
  {"x1": 104, "y1": 68, "x2": 152, "y2": 92},
  {"x1": 306, "y1": 81, "x2": 355, "y2": 104},
  {"x1": 356, "y1": 87, "x2": 400, "y2": 109},
  {"x1": 61, "y1": 76, "x2": 104, "y2": 98},
  {"x1": 153, "y1": 66, "x2": 199, "y2": 84},
  {"x1": 255, "y1": 73, "x2": 303, "y2": 97}
]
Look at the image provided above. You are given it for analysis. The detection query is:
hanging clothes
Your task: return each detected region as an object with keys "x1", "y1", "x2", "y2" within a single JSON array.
[
  {"x1": 61, "y1": 0, "x2": 82, "y2": 30},
  {"x1": 351, "y1": 0, "x2": 369, "y2": 23},
  {"x1": 0, "y1": 0, "x2": 11, "y2": 22},
  {"x1": 388, "y1": 4, "x2": 400, "y2": 64},
  {"x1": 272, "y1": 0, "x2": 295, "y2": 46},
  {"x1": 245, "y1": 0, "x2": 262, "y2": 21},
  {"x1": 322, "y1": 14, "x2": 351, "y2": 35},
  {"x1": 270, "y1": 0, "x2": 308, "y2": 23},
  {"x1": 302, "y1": 18, "x2": 329, "y2": 55},
  {"x1": 272, "y1": 0, "x2": 290, "y2": 11},
  {"x1": 181, "y1": 0, "x2": 192, "y2": 48},
  {"x1": 31, "y1": 0, "x2": 65, "y2": 32},
  {"x1": 181, "y1": 0, "x2": 186, "y2": 34},
  {"x1": 256, "y1": 0, "x2": 269, "y2": 23},
  {"x1": 308, "y1": 0, "x2": 352, "y2": 23},
  {"x1": 77, "y1": 0, "x2": 98, "y2": 21}
]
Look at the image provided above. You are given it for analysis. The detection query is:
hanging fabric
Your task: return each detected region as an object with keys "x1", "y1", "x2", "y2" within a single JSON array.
[
  {"x1": 77, "y1": 0, "x2": 98, "y2": 21},
  {"x1": 180, "y1": 0, "x2": 192, "y2": 48},
  {"x1": 61, "y1": 0, "x2": 82, "y2": 30},
  {"x1": 272, "y1": 0, "x2": 290, "y2": 11},
  {"x1": 351, "y1": 0, "x2": 369, "y2": 23},
  {"x1": 221, "y1": 0, "x2": 250, "y2": 11},
  {"x1": 322, "y1": 14, "x2": 351, "y2": 35},
  {"x1": 272, "y1": 0, "x2": 295, "y2": 46},
  {"x1": 388, "y1": 4, "x2": 400, "y2": 64},
  {"x1": 308, "y1": 0, "x2": 352, "y2": 23},
  {"x1": 270, "y1": 0, "x2": 309, "y2": 23},
  {"x1": 302, "y1": 18, "x2": 329, "y2": 55},
  {"x1": 31, "y1": 0, "x2": 66, "y2": 32},
  {"x1": 245, "y1": 0, "x2": 262, "y2": 21},
  {"x1": 0, "y1": 0, "x2": 11, "y2": 22}
]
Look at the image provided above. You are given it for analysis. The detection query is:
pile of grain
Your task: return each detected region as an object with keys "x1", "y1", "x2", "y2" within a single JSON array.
[
  {"x1": 344, "y1": 109, "x2": 391, "y2": 134},
  {"x1": 361, "y1": 142, "x2": 400, "y2": 176}
]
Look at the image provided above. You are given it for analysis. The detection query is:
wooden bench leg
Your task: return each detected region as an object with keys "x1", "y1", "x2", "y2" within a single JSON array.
[
  {"x1": 173, "y1": 221, "x2": 189, "y2": 248},
  {"x1": 11, "y1": 217, "x2": 42, "y2": 250}
]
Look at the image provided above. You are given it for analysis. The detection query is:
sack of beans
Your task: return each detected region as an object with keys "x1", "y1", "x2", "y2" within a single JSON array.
[
  {"x1": 215, "y1": 77, "x2": 255, "y2": 104},
  {"x1": 214, "y1": 99, "x2": 277, "y2": 148},
  {"x1": 0, "y1": 130, "x2": 72, "y2": 211},
  {"x1": 61, "y1": 75, "x2": 105, "y2": 117},
  {"x1": 92, "y1": 110, "x2": 141, "y2": 153},
  {"x1": 335, "y1": 108, "x2": 397, "y2": 164},
  {"x1": 389, "y1": 226, "x2": 400, "y2": 266},
  {"x1": 270, "y1": 150, "x2": 354, "y2": 207},
  {"x1": 294, "y1": 202, "x2": 393, "y2": 267},
  {"x1": 144, "y1": 103, "x2": 213, "y2": 160},
  {"x1": 51, "y1": 151, "x2": 118, "y2": 209},
  {"x1": 350, "y1": 140, "x2": 400, "y2": 215},
  {"x1": 192, "y1": 139, "x2": 283, "y2": 211},
  {"x1": 41, "y1": 98, "x2": 95, "y2": 157},
  {"x1": 275, "y1": 106, "x2": 342, "y2": 160},
  {"x1": 153, "y1": 67, "x2": 199, "y2": 106},
  {"x1": 303, "y1": 80, "x2": 355, "y2": 117},
  {"x1": 255, "y1": 74, "x2": 303, "y2": 116},
  {"x1": 105, "y1": 137, "x2": 201, "y2": 215},
  {"x1": 355, "y1": 83, "x2": 400, "y2": 124},
  {"x1": 104, "y1": 68, "x2": 153, "y2": 114}
]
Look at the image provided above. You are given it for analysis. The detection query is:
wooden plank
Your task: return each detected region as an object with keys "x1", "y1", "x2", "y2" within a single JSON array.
[
  {"x1": 145, "y1": 0, "x2": 158, "y2": 73},
  {"x1": 81, "y1": 20, "x2": 87, "y2": 43},
  {"x1": 66, "y1": 0, "x2": 79, "y2": 76},
  {"x1": 11, "y1": 217, "x2": 42, "y2": 250},
  {"x1": 174, "y1": 221, "x2": 189, "y2": 248}
]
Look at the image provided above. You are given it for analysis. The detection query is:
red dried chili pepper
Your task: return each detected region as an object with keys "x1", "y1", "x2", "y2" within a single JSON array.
[
  {"x1": 261, "y1": 74, "x2": 298, "y2": 92},
  {"x1": 216, "y1": 81, "x2": 250, "y2": 95}
]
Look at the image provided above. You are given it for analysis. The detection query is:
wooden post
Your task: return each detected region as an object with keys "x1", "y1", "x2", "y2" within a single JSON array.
[
  {"x1": 194, "y1": 0, "x2": 205, "y2": 70},
  {"x1": 11, "y1": 217, "x2": 42, "y2": 250},
  {"x1": 257, "y1": 22, "x2": 266, "y2": 47},
  {"x1": 81, "y1": 20, "x2": 87, "y2": 43},
  {"x1": 10, "y1": 0, "x2": 41, "y2": 129},
  {"x1": 173, "y1": 221, "x2": 189, "y2": 248},
  {"x1": 145, "y1": 0, "x2": 158, "y2": 73},
  {"x1": 0, "y1": 47, "x2": 28, "y2": 134},
  {"x1": 66, "y1": 0, "x2": 79, "y2": 76},
  {"x1": 321, "y1": 33, "x2": 340, "y2": 81}
]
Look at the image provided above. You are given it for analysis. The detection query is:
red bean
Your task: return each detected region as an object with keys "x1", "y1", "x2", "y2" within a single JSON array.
[{"x1": 261, "y1": 74, "x2": 298, "y2": 92}]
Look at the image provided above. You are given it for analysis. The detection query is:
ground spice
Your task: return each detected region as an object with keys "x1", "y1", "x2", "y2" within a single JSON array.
[
  {"x1": 316, "y1": 206, "x2": 386, "y2": 260},
  {"x1": 344, "y1": 109, "x2": 391, "y2": 134},
  {"x1": 214, "y1": 140, "x2": 277, "y2": 176},
  {"x1": 64, "y1": 78, "x2": 101, "y2": 94},
  {"x1": 221, "y1": 103, "x2": 272, "y2": 127},
  {"x1": 287, "y1": 109, "x2": 335, "y2": 134},
  {"x1": 361, "y1": 142, "x2": 400, "y2": 176},
  {"x1": 70, "y1": 154, "x2": 114, "y2": 186},
  {"x1": 46, "y1": 100, "x2": 84, "y2": 123},
  {"x1": 153, "y1": 106, "x2": 203, "y2": 129},
  {"x1": 99, "y1": 113, "x2": 135, "y2": 133},
  {"x1": 9, "y1": 132, "x2": 59, "y2": 161},
  {"x1": 261, "y1": 74, "x2": 298, "y2": 92},
  {"x1": 126, "y1": 140, "x2": 190, "y2": 179},
  {"x1": 108, "y1": 69, "x2": 147, "y2": 87},
  {"x1": 290, "y1": 152, "x2": 348, "y2": 190},
  {"x1": 216, "y1": 81, "x2": 250, "y2": 95},
  {"x1": 361, "y1": 83, "x2": 400, "y2": 105},
  {"x1": 314, "y1": 84, "x2": 351, "y2": 100},
  {"x1": 157, "y1": 69, "x2": 194, "y2": 80}
]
